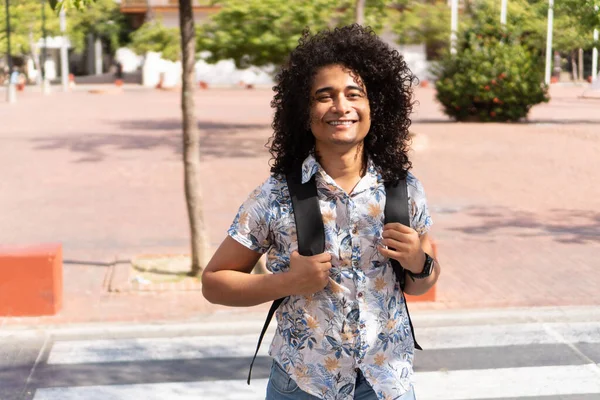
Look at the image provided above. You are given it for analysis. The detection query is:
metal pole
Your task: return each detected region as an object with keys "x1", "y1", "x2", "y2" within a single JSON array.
[
  {"x1": 5, "y1": 0, "x2": 16, "y2": 103},
  {"x1": 41, "y1": 0, "x2": 50, "y2": 94},
  {"x1": 544, "y1": 0, "x2": 554, "y2": 85},
  {"x1": 593, "y1": 29, "x2": 599, "y2": 82},
  {"x1": 94, "y1": 37, "x2": 102, "y2": 75},
  {"x1": 450, "y1": 0, "x2": 458, "y2": 55},
  {"x1": 501, "y1": 0, "x2": 508, "y2": 25},
  {"x1": 60, "y1": 8, "x2": 69, "y2": 91}
]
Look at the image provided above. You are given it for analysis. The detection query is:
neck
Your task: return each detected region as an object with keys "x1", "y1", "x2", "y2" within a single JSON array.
[{"x1": 315, "y1": 143, "x2": 365, "y2": 192}]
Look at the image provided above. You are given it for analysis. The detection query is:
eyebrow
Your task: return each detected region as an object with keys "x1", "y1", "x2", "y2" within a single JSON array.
[{"x1": 314, "y1": 85, "x2": 366, "y2": 95}]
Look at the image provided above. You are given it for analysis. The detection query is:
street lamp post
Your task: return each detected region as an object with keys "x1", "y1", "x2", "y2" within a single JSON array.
[
  {"x1": 41, "y1": 0, "x2": 50, "y2": 94},
  {"x1": 5, "y1": 0, "x2": 16, "y2": 103},
  {"x1": 593, "y1": 28, "x2": 598, "y2": 82},
  {"x1": 544, "y1": 0, "x2": 554, "y2": 85},
  {"x1": 450, "y1": 0, "x2": 458, "y2": 55},
  {"x1": 59, "y1": 8, "x2": 69, "y2": 91}
]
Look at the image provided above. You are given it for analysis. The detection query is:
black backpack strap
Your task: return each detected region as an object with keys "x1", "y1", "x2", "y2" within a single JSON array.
[
  {"x1": 247, "y1": 297, "x2": 283, "y2": 384},
  {"x1": 248, "y1": 172, "x2": 325, "y2": 384},
  {"x1": 385, "y1": 178, "x2": 422, "y2": 351},
  {"x1": 286, "y1": 173, "x2": 326, "y2": 257}
]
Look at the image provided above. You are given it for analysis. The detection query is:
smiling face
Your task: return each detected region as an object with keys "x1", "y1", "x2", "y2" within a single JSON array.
[{"x1": 309, "y1": 64, "x2": 371, "y2": 154}]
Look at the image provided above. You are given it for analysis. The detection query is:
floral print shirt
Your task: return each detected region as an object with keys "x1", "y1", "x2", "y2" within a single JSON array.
[{"x1": 228, "y1": 155, "x2": 432, "y2": 400}]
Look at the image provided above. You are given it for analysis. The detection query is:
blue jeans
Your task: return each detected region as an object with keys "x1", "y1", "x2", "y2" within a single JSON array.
[{"x1": 265, "y1": 360, "x2": 416, "y2": 400}]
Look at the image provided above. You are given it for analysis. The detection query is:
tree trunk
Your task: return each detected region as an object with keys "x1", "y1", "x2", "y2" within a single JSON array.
[
  {"x1": 355, "y1": 0, "x2": 365, "y2": 25},
  {"x1": 571, "y1": 50, "x2": 578, "y2": 81},
  {"x1": 178, "y1": 0, "x2": 209, "y2": 276}
]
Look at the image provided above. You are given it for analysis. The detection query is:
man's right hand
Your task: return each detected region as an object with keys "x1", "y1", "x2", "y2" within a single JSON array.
[{"x1": 286, "y1": 251, "x2": 332, "y2": 296}]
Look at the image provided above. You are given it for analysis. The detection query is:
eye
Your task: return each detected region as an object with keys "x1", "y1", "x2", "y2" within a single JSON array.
[{"x1": 347, "y1": 92, "x2": 364, "y2": 99}]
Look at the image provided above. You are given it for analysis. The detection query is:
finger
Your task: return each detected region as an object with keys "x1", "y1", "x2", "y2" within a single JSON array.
[
  {"x1": 378, "y1": 245, "x2": 405, "y2": 261},
  {"x1": 383, "y1": 223, "x2": 414, "y2": 234},
  {"x1": 382, "y1": 229, "x2": 414, "y2": 244},
  {"x1": 311, "y1": 252, "x2": 332, "y2": 262},
  {"x1": 381, "y1": 238, "x2": 411, "y2": 252}
]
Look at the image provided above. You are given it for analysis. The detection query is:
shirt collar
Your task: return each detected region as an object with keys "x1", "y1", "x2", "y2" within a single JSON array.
[
  {"x1": 300, "y1": 154, "x2": 382, "y2": 193},
  {"x1": 300, "y1": 154, "x2": 321, "y2": 184}
]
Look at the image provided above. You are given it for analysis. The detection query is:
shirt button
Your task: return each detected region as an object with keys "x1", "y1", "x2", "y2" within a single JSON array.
[
  {"x1": 357, "y1": 292, "x2": 364, "y2": 298},
  {"x1": 360, "y1": 323, "x2": 366, "y2": 329},
  {"x1": 352, "y1": 226, "x2": 358, "y2": 234},
  {"x1": 357, "y1": 359, "x2": 363, "y2": 364}
]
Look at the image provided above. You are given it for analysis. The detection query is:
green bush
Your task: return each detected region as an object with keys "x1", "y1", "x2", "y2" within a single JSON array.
[{"x1": 432, "y1": 26, "x2": 549, "y2": 122}]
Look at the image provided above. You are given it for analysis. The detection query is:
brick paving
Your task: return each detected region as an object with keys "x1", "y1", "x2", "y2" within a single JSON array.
[{"x1": 0, "y1": 83, "x2": 599, "y2": 326}]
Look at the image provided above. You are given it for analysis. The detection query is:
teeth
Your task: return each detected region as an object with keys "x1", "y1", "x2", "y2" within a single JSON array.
[{"x1": 328, "y1": 121, "x2": 354, "y2": 126}]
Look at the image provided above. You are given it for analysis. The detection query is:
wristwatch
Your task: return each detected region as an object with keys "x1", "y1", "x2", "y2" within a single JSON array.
[{"x1": 406, "y1": 253, "x2": 435, "y2": 280}]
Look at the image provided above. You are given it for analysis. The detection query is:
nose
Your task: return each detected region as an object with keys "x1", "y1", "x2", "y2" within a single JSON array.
[{"x1": 332, "y1": 94, "x2": 352, "y2": 115}]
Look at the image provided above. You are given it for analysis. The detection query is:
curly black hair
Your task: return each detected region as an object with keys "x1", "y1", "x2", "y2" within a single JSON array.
[{"x1": 268, "y1": 24, "x2": 417, "y2": 183}]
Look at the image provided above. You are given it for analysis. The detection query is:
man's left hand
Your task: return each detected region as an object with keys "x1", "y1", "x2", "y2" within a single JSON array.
[{"x1": 378, "y1": 223, "x2": 425, "y2": 274}]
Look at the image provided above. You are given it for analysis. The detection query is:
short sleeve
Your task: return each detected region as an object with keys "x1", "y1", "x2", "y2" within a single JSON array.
[
  {"x1": 407, "y1": 173, "x2": 433, "y2": 236},
  {"x1": 227, "y1": 178, "x2": 274, "y2": 254}
]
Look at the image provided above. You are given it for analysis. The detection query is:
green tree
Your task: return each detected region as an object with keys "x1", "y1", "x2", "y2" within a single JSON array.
[
  {"x1": 556, "y1": 0, "x2": 600, "y2": 32},
  {"x1": 197, "y1": 0, "x2": 339, "y2": 69},
  {"x1": 66, "y1": 0, "x2": 131, "y2": 54},
  {"x1": 393, "y1": 0, "x2": 550, "y2": 60},
  {"x1": 197, "y1": 0, "x2": 395, "y2": 69},
  {"x1": 129, "y1": 20, "x2": 180, "y2": 62},
  {"x1": 393, "y1": 1, "x2": 451, "y2": 60},
  {"x1": 1, "y1": 0, "x2": 60, "y2": 58}
]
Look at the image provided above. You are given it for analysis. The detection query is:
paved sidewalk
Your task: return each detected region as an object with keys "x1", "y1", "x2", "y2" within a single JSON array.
[{"x1": 0, "y1": 84, "x2": 599, "y2": 327}]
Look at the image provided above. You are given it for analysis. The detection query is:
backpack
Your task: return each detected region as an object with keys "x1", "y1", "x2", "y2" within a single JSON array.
[{"x1": 247, "y1": 171, "x2": 422, "y2": 384}]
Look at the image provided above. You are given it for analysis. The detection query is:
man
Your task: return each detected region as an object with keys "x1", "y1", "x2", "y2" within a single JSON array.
[{"x1": 202, "y1": 25, "x2": 440, "y2": 400}]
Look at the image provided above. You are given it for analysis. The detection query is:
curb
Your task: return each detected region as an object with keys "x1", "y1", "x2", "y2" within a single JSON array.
[{"x1": 2, "y1": 305, "x2": 599, "y2": 340}]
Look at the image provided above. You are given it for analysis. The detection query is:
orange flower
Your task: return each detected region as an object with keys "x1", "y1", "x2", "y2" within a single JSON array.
[
  {"x1": 341, "y1": 329, "x2": 356, "y2": 342},
  {"x1": 322, "y1": 210, "x2": 335, "y2": 225},
  {"x1": 484, "y1": 85, "x2": 490, "y2": 91},
  {"x1": 367, "y1": 203, "x2": 381, "y2": 218},
  {"x1": 238, "y1": 211, "x2": 249, "y2": 226},
  {"x1": 491, "y1": 79, "x2": 497, "y2": 85},
  {"x1": 374, "y1": 276, "x2": 386, "y2": 292},
  {"x1": 490, "y1": 111, "x2": 497, "y2": 117},
  {"x1": 249, "y1": 187, "x2": 262, "y2": 200},
  {"x1": 306, "y1": 315, "x2": 319, "y2": 330},
  {"x1": 329, "y1": 279, "x2": 345, "y2": 294},
  {"x1": 374, "y1": 353, "x2": 386, "y2": 366},
  {"x1": 324, "y1": 356, "x2": 340, "y2": 372},
  {"x1": 386, "y1": 319, "x2": 397, "y2": 330}
]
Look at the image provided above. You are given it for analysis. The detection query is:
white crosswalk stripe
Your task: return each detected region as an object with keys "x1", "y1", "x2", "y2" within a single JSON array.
[
  {"x1": 30, "y1": 320, "x2": 600, "y2": 400},
  {"x1": 47, "y1": 322, "x2": 600, "y2": 364},
  {"x1": 33, "y1": 365, "x2": 600, "y2": 400}
]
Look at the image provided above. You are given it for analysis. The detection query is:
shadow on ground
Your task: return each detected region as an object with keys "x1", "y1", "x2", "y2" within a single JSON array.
[
  {"x1": 30, "y1": 120, "x2": 271, "y2": 162},
  {"x1": 446, "y1": 207, "x2": 600, "y2": 244}
]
